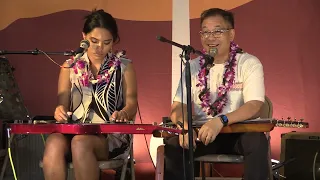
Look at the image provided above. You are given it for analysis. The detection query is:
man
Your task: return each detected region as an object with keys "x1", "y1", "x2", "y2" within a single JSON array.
[{"x1": 164, "y1": 8, "x2": 269, "y2": 180}]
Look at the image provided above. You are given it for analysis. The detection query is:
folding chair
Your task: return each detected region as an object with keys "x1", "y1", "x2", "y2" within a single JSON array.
[
  {"x1": 39, "y1": 133, "x2": 135, "y2": 180},
  {"x1": 195, "y1": 96, "x2": 274, "y2": 180},
  {"x1": 155, "y1": 96, "x2": 274, "y2": 180},
  {"x1": 34, "y1": 115, "x2": 136, "y2": 180}
]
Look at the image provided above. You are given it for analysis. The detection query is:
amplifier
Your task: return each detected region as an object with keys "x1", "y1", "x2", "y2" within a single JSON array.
[{"x1": 280, "y1": 131, "x2": 320, "y2": 180}]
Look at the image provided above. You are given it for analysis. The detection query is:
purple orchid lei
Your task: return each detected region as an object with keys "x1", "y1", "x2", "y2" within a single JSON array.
[
  {"x1": 196, "y1": 41, "x2": 242, "y2": 116},
  {"x1": 71, "y1": 51, "x2": 124, "y2": 87}
]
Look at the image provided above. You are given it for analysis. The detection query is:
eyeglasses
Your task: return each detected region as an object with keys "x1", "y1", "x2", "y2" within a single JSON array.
[{"x1": 199, "y1": 29, "x2": 230, "y2": 38}]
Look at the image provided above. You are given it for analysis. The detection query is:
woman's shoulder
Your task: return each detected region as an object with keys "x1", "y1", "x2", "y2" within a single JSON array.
[
  {"x1": 59, "y1": 59, "x2": 73, "y2": 71},
  {"x1": 120, "y1": 57, "x2": 132, "y2": 65},
  {"x1": 113, "y1": 50, "x2": 132, "y2": 66}
]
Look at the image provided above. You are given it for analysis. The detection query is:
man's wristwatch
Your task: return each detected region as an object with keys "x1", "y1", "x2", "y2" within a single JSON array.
[{"x1": 218, "y1": 115, "x2": 229, "y2": 127}]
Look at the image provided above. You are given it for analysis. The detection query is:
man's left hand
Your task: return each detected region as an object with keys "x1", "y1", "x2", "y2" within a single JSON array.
[{"x1": 198, "y1": 117, "x2": 224, "y2": 145}]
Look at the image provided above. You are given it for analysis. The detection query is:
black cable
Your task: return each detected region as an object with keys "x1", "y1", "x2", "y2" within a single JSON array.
[{"x1": 136, "y1": 102, "x2": 156, "y2": 169}]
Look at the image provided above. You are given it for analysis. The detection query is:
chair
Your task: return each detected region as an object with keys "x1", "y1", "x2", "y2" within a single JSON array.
[
  {"x1": 36, "y1": 115, "x2": 136, "y2": 180},
  {"x1": 155, "y1": 96, "x2": 274, "y2": 180},
  {"x1": 195, "y1": 96, "x2": 273, "y2": 180},
  {"x1": 39, "y1": 134, "x2": 135, "y2": 180}
]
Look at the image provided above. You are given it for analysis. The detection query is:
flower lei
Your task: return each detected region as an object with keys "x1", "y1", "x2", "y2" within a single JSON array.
[
  {"x1": 71, "y1": 51, "x2": 124, "y2": 87},
  {"x1": 196, "y1": 42, "x2": 242, "y2": 117}
]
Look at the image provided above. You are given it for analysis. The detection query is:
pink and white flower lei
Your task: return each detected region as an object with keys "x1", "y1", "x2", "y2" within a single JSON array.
[
  {"x1": 71, "y1": 51, "x2": 123, "y2": 87},
  {"x1": 196, "y1": 41, "x2": 241, "y2": 116}
]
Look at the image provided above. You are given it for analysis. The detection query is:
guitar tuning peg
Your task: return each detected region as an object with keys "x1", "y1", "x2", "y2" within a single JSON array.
[
  {"x1": 281, "y1": 116, "x2": 284, "y2": 120},
  {"x1": 298, "y1": 118, "x2": 304, "y2": 128},
  {"x1": 294, "y1": 117, "x2": 297, "y2": 121},
  {"x1": 287, "y1": 117, "x2": 291, "y2": 121}
]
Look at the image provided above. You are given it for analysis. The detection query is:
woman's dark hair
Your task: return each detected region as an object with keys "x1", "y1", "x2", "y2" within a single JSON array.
[
  {"x1": 200, "y1": 8, "x2": 235, "y2": 29},
  {"x1": 83, "y1": 9, "x2": 120, "y2": 43}
]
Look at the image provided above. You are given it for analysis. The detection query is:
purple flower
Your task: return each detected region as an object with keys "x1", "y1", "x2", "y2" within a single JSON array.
[{"x1": 197, "y1": 41, "x2": 239, "y2": 116}]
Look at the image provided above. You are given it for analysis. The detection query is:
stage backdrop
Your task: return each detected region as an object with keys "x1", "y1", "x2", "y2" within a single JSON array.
[{"x1": 0, "y1": 0, "x2": 319, "y2": 178}]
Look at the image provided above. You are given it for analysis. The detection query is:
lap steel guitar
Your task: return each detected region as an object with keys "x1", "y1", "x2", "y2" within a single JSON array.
[
  {"x1": 8, "y1": 120, "x2": 181, "y2": 135},
  {"x1": 8, "y1": 117, "x2": 308, "y2": 137},
  {"x1": 152, "y1": 117, "x2": 309, "y2": 138}
]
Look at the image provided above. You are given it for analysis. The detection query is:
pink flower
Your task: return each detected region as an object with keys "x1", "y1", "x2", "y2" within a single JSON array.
[
  {"x1": 77, "y1": 60, "x2": 86, "y2": 69},
  {"x1": 71, "y1": 50, "x2": 124, "y2": 87},
  {"x1": 73, "y1": 67, "x2": 78, "y2": 74}
]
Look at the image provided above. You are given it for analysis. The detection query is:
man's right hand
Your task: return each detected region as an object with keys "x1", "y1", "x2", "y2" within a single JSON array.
[
  {"x1": 54, "y1": 105, "x2": 70, "y2": 123},
  {"x1": 179, "y1": 129, "x2": 197, "y2": 150}
]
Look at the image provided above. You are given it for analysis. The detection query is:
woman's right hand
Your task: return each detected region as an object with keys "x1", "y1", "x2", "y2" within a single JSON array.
[{"x1": 54, "y1": 105, "x2": 69, "y2": 122}]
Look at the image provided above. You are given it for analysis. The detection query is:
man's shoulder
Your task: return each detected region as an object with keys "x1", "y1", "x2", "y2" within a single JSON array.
[
  {"x1": 237, "y1": 52, "x2": 263, "y2": 67},
  {"x1": 190, "y1": 56, "x2": 201, "y2": 65},
  {"x1": 189, "y1": 56, "x2": 202, "y2": 74}
]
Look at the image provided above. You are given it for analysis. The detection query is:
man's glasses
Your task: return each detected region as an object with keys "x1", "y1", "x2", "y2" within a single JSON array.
[{"x1": 199, "y1": 29, "x2": 230, "y2": 38}]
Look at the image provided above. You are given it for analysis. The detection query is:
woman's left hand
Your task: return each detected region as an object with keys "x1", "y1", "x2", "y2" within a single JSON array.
[{"x1": 110, "y1": 110, "x2": 129, "y2": 122}]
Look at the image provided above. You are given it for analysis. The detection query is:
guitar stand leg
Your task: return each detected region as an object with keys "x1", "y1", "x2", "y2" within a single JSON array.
[
  {"x1": 0, "y1": 128, "x2": 13, "y2": 180},
  {"x1": 1, "y1": 128, "x2": 15, "y2": 180},
  {"x1": 0, "y1": 152, "x2": 8, "y2": 180}
]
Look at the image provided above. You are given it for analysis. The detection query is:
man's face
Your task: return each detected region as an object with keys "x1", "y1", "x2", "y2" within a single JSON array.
[{"x1": 200, "y1": 15, "x2": 235, "y2": 58}]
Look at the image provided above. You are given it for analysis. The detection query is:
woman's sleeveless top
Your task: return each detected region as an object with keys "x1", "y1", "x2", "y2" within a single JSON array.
[{"x1": 67, "y1": 52, "x2": 132, "y2": 160}]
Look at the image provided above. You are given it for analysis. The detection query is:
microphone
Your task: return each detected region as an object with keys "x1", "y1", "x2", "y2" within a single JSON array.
[
  {"x1": 69, "y1": 39, "x2": 90, "y2": 67},
  {"x1": 204, "y1": 47, "x2": 217, "y2": 69},
  {"x1": 209, "y1": 47, "x2": 218, "y2": 58}
]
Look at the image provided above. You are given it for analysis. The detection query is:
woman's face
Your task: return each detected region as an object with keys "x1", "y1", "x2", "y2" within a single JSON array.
[{"x1": 83, "y1": 27, "x2": 114, "y2": 62}]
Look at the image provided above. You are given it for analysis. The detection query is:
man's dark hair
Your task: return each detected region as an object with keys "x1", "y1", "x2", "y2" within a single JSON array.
[{"x1": 200, "y1": 8, "x2": 235, "y2": 28}]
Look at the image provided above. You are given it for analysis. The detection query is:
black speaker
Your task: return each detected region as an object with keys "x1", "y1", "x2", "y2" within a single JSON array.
[{"x1": 280, "y1": 132, "x2": 320, "y2": 180}]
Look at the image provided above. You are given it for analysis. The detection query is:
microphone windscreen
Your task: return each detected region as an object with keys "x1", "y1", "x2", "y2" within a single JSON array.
[{"x1": 209, "y1": 47, "x2": 218, "y2": 57}]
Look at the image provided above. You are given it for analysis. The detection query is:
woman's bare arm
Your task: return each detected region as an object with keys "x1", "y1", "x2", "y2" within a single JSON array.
[
  {"x1": 121, "y1": 63, "x2": 138, "y2": 120},
  {"x1": 54, "y1": 61, "x2": 72, "y2": 121}
]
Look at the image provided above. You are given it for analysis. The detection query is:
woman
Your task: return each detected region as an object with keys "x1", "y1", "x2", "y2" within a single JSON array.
[{"x1": 42, "y1": 9, "x2": 138, "y2": 180}]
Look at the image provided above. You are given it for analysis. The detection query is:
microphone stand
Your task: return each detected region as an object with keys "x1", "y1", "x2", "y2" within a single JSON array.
[
  {"x1": 0, "y1": 49, "x2": 74, "y2": 56},
  {"x1": 157, "y1": 35, "x2": 213, "y2": 180},
  {"x1": 271, "y1": 157, "x2": 296, "y2": 179}
]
